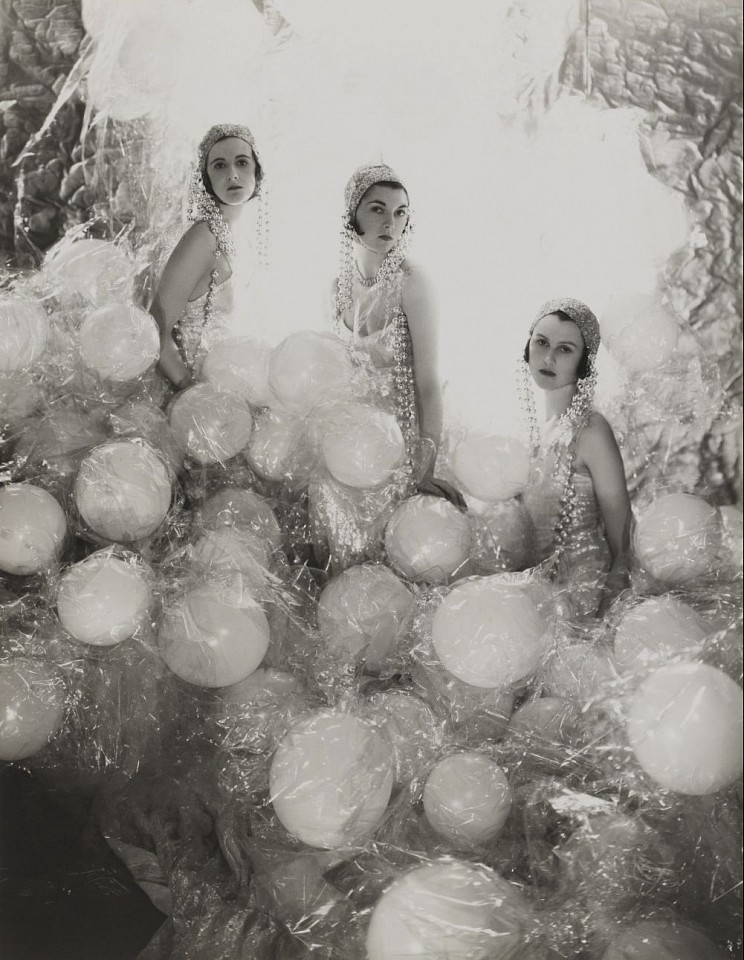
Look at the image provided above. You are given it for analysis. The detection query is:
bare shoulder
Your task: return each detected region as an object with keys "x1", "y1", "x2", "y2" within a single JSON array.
[
  {"x1": 173, "y1": 220, "x2": 217, "y2": 257},
  {"x1": 402, "y1": 258, "x2": 432, "y2": 289},
  {"x1": 578, "y1": 411, "x2": 621, "y2": 457}
]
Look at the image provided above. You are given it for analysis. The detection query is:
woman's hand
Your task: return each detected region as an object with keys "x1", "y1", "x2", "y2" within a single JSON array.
[{"x1": 417, "y1": 475, "x2": 467, "y2": 510}]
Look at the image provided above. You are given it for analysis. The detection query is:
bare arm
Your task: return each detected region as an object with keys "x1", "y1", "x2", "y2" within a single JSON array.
[
  {"x1": 576, "y1": 414, "x2": 632, "y2": 592},
  {"x1": 150, "y1": 222, "x2": 218, "y2": 388},
  {"x1": 402, "y1": 266, "x2": 465, "y2": 508}
]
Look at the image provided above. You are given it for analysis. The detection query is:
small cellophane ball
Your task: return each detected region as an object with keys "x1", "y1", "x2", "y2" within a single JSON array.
[
  {"x1": 602, "y1": 293, "x2": 680, "y2": 371},
  {"x1": 246, "y1": 411, "x2": 306, "y2": 483},
  {"x1": 431, "y1": 576, "x2": 548, "y2": 688},
  {"x1": 199, "y1": 487, "x2": 283, "y2": 554},
  {"x1": 601, "y1": 919, "x2": 728, "y2": 960},
  {"x1": 79, "y1": 303, "x2": 159, "y2": 381},
  {"x1": 269, "y1": 710, "x2": 394, "y2": 849},
  {"x1": 42, "y1": 238, "x2": 134, "y2": 304},
  {"x1": 423, "y1": 752, "x2": 512, "y2": 846},
  {"x1": 366, "y1": 860, "x2": 531, "y2": 960},
  {"x1": 614, "y1": 596, "x2": 707, "y2": 674},
  {"x1": 0, "y1": 659, "x2": 65, "y2": 761},
  {"x1": 317, "y1": 564, "x2": 414, "y2": 671},
  {"x1": 507, "y1": 697, "x2": 580, "y2": 743},
  {"x1": 0, "y1": 375, "x2": 43, "y2": 429},
  {"x1": 56, "y1": 549, "x2": 153, "y2": 646},
  {"x1": 453, "y1": 435, "x2": 530, "y2": 502},
  {"x1": 359, "y1": 690, "x2": 444, "y2": 786},
  {"x1": 542, "y1": 642, "x2": 616, "y2": 705},
  {"x1": 159, "y1": 582, "x2": 270, "y2": 688},
  {"x1": 634, "y1": 493, "x2": 720, "y2": 584},
  {"x1": 189, "y1": 527, "x2": 270, "y2": 594},
  {"x1": 384, "y1": 495, "x2": 472, "y2": 584},
  {"x1": 14, "y1": 408, "x2": 108, "y2": 477},
  {"x1": 218, "y1": 667, "x2": 310, "y2": 754},
  {"x1": 0, "y1": 295, "x2": 49, "y2": 374},
  {"x1": 202, "y1": 337, "x2": 274, "y2": 407},
  {"x1": 268, "y1": 331, "x2": 353, "y2": 415},
  {"x1": 74, "y1": 440, "x2": 172, "y2": 542},
  {"x1": 169, "y1": 383, "x2": 253, "y2": 465},
  {"x1": 109, "y1": 400, "x2": 183, "y2": 474},
  {"x1": 320, "y1": 402, "x2": 405, "y2": 489},
  {"x1": 626, "y1": 661, "x2": 743, "y2": 795},
  {"x1": 0, "y1": 484, "x2": 67, "y2": 576}
]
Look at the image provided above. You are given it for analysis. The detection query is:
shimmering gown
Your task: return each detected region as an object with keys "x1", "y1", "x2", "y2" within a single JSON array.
[
  {"x1": 173, "y1": 276, "x2": 234, "y2": 373},
  {"x1": 523, "y1": 421, "x2": 611, "y2": 616},
  {"x1": 309, "y1": 270, "x2": 419, "y2": 571}
]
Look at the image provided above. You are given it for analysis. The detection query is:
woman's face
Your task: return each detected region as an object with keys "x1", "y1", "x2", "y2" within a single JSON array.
[
  {"x1": 206, "y1": 137, "x2": 257, "y2": 205},
  {"x1": 354, "y1": 184, "x2": 409, "y2": 255},
  {"x1": 528, "y1": 314, "x2": 585, "y2": 390}
]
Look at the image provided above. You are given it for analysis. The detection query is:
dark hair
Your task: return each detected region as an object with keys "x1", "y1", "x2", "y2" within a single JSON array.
[
  {"x1": 352, "y1": 180, "x2": 409, "y2": 235},
  {"x1": 202, "y1": 136, "x2": 263, "y2": 202},
  {"x1": 524, "y1": 310, "x2": 590, "y2": 379}
]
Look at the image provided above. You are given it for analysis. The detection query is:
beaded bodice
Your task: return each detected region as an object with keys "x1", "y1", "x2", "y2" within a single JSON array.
[
  {"x1": 174, "y1": 275, "x2": 234, "y2": 371},
  {"x1": 333, "y1": 269, "x2": 418, "y2": 459}
]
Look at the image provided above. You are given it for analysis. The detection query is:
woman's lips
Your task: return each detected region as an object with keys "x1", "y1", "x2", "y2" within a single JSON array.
[{"x1": 539, "y1": 369, "x2": 556, "y2": 377}]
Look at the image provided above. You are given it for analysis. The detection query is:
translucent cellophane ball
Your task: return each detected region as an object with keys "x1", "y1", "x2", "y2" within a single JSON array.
[
  {"x1": 56, "y1": 549, "x2": 153, "y2": 646},
  {"x1": 218, "y1": 667, "x2": 310, "y2": 755},
  {"x1": 602, "y1": 293, "x2": 680, "y2": 371},
  {"x1": 0, "y1": 659, "x2": 65, "y2": 761},
  {"x1": 601, "y1": 919, "x2": 728, "y2": 960},
  {"x1": 384, "y1": 495, "x2": 472, "y2": 583},
  {"x1": 366, "y1": 860, "x2": 531, "y2": 960},
  {"x1": 14, "y1": 408, "x2": 108, "y2": 477},
  {"x1": 42, "y1": 238, "x2": 134, "y2": 304},
  {"x1": 0, "y1": 295, "x2": 49, "y2": 374},
  {"x1": 246, "y1": 410, "x2": 307, "y2": 483},
  {"x1": 109, "y1": 400, "x2": 183, "y2": 474},
  {"x1": 626, "y1": 661, "x2": 743, "y2": 795},
  {"x1": 452, "y1": 435, "x2": 530, "y2": 502},
  {"x1": 359, "y1": 690, "x2": 445, "y2": 786},
  {"x1": 268, "y1": 331, "x2": 353, "y2": 415},
  {"x1": 169, "y1": 383, "x2": 253, "y2": 465},
  {"x1": 199, "y1": 487, "x2": 283, "y2": 554},
  {"x1": 719, "y1": 504, "x2": 743, "y2": 573},
  {"x1": 0, "y1": 375, "x2": 43, "y2": 429},
  {"x1": 188, "y1": 527, "x2": 270, "y2": 595},
  {"x1": 74, "y1": 440, "x2": 172, "y2": 542},
  {"x1": 507, "y1": 696, "x2": 580, "y2": 744},
  {"x1": 159, "y1": 582, "x2": 270, "y2": 688},
  {"x1": 431, "y1": 576, "x2": 548, "y2": 688},
  {"x1": 542, "y1": 642, "x2": 616, "y2": 705},
  {"x1": 78, "y1": 303, "x2": 159, "y2": 381},
  {"x1": 634, "y1": 493, "x2": 720, "y2": 584},
  {"x1": 320, "y1": 402, "x2": 405, "y2": 489},
  {"x1": 202, "y1": 337, "x2": 274, "y2": 407},
  {"x1": 269, "y1": 710, "x2": 394, "y2": 849},
  {"x1": 423, "y1": 752, "x2": 512, "y2": 846},
  {"x1": 0, "y1": 484, "x2": 67, "y2": 576},
  {"x1": 317, "y1": 564, "x2": 414, "y2": 671},
  {"x1": 614, "y1": 596, "x2": 708, "y2": 674}
]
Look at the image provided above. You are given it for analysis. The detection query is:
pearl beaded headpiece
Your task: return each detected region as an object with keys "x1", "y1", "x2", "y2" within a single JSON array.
[
  {"x1": 531, "y1": 298, "x2": 601, "y2": 357},
  {"x1": 187, "y1": 123, "x2": 266, "y2": 261},
  {"x1": 343, "y1": 162, "x2": 404, "y2": 224}
]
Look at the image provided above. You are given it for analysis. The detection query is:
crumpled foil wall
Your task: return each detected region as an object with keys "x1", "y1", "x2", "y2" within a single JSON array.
[{"x1": 0, "y1": 0, "x2": 741, "y2": 500}]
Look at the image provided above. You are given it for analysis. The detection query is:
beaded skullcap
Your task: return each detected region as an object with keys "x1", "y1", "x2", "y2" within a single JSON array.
[
  {"x1": 343, "y1": 163, "x2": 405, "y2": 221},
  {"x1": 197, "y1": 123, "x2": 256, "y2": 168},
  {"x1": 531, "y1": 298, "x2": 601, "y2": 357}
]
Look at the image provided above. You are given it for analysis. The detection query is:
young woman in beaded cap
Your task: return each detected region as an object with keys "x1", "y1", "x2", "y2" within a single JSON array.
[
  {"x1": 520, "y1": 298, "x2": 631, "y2": 615},
  {"x1": 151, "y1": 123, "x2": 264, "y2": 389},
  {"x1": 310, "y1": 162, "x2": 465, "y2": 570}
]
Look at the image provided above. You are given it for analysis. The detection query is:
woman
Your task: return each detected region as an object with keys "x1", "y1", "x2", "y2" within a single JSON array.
[
  {"x1": 520, "y1": 297, "x2": 631, "y2": 616},
  {"x1": 150, "y1": 123, "x2": 265, "y2": 390},
  {"x1": 311, "y1": 162, "x2": 464, "y2": 570}
]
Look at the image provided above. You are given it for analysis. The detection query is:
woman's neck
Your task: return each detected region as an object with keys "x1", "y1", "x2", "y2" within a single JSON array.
[
  {"x1": 219, "y1": 202, "x2": 243, "y2": 226},
  {"x1": 543, "y1": 382, "x2": 577, "y2": 421},
  {"x1": 355, "y1": 243, "x2": 385, "y2": 280}
]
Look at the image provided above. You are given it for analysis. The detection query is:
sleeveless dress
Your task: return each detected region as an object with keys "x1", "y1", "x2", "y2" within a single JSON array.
[
  {"x1": 523, "y1": 421, "x2": 612, "y2": 616},
  {"x1": 172, "y1": 275, "x2": 234, "y2": 374},
  {"x1": 309, "y1": 270, "x2": 419, "y2": 571}
]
